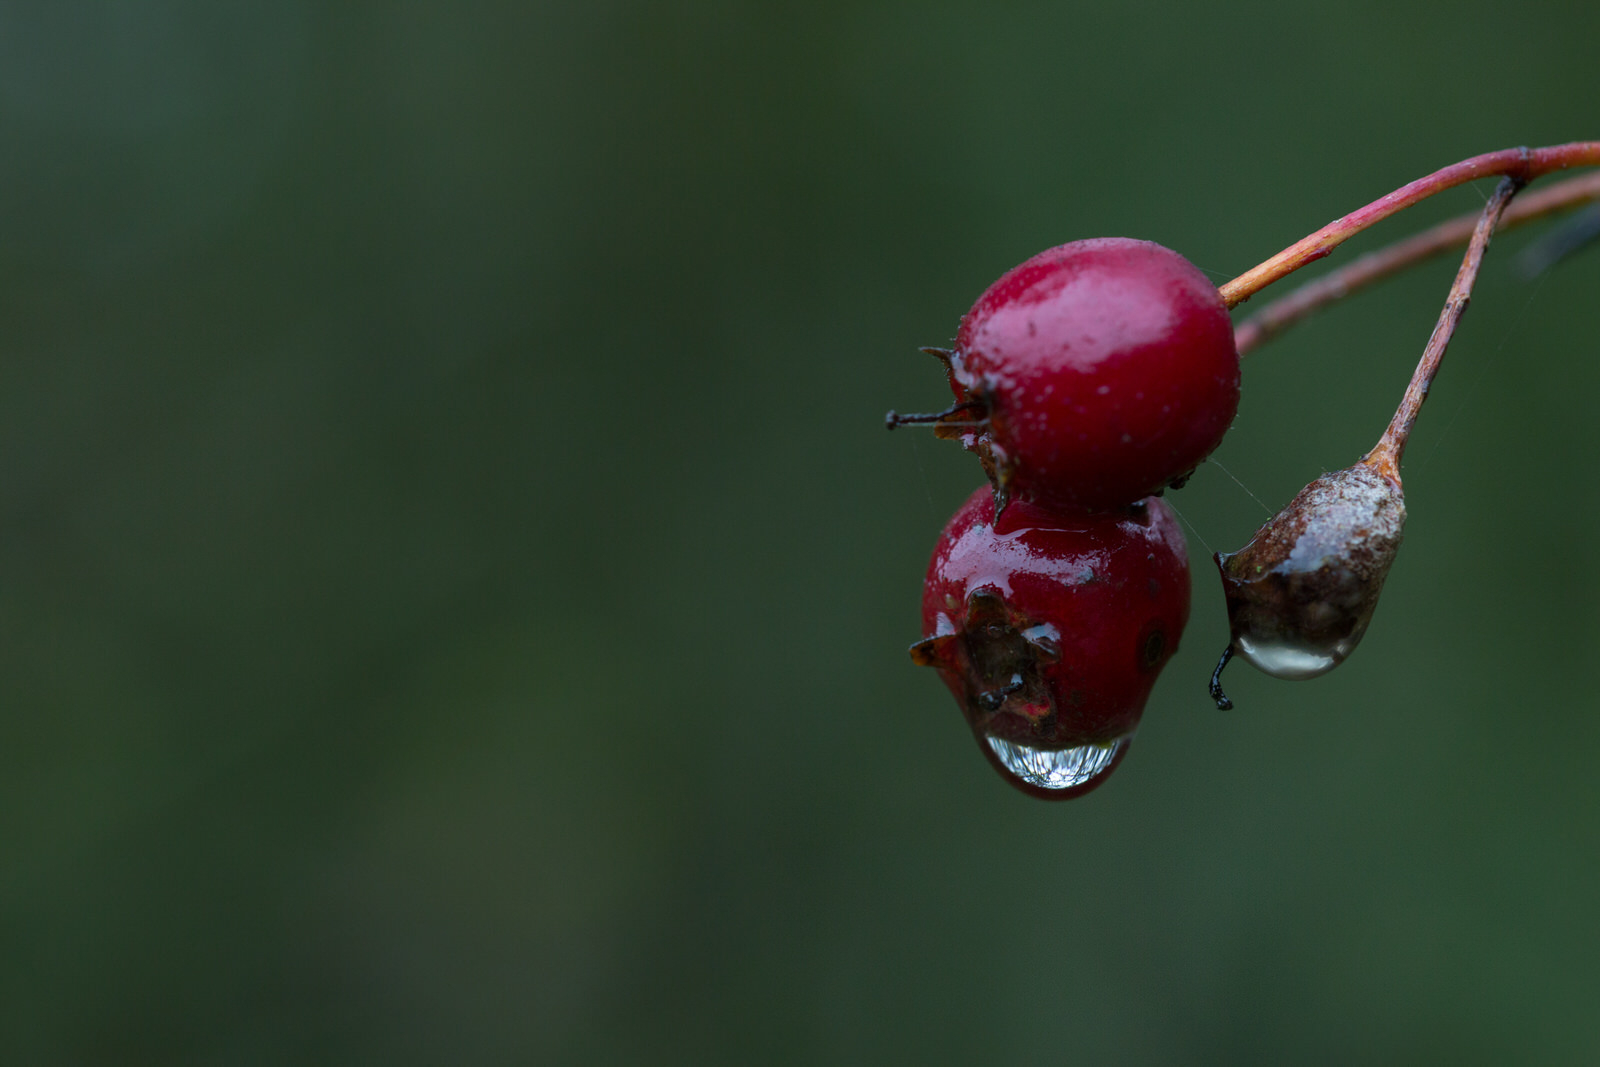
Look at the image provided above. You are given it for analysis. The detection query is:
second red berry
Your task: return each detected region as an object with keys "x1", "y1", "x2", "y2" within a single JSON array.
[{"x1": 911, "y1": 485, "x2": 1191, "y2": 799}]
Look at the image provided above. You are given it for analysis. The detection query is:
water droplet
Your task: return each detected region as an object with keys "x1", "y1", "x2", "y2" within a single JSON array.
[
  {"x1": 1233, "y1": 634, "x2": 1345, "y2": 680},
  {"x1": 984, "y1": 734, "x2": 1128, "y2": 792}
]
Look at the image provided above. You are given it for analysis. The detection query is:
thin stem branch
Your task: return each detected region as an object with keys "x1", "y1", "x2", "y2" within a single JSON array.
[
  {"x1": 1220, "y1": 142, "x2": 1600, "y2": 308},
  {"x1": 1362, "y1": 177, "x2": 1521, "y2": 484},
  {"x1": 1234, "y1": 170, "x2": 1600, "y2": 357}
]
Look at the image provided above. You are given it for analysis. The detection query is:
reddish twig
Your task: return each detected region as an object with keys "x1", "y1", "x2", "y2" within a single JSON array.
[
  {"x1": 1221, "y1": 142, "x2": 1600, "y2": 308},
  {"x1": 1234, "y1": 169, "x2": 1600, "y2": 357},
  {"x1": 1362, "y1": 177, "x2": 1521, "y2": 484}
]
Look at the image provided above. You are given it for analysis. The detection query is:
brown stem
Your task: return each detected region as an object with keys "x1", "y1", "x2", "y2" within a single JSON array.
[
  {"x1": 1234, "y1": 170, "x2": 1600, "y2": 357},
  {"x1": 1220, "y1": 142, "x2": 1600, "y2": 308},
  {"x1": 1362, "y1": 177, "x2": 1521, "y2": 484}
]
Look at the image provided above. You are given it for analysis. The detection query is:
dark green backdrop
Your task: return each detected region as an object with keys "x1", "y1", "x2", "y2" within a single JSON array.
[{"x1": 4, "y1": 2, "x2": 1599, "y2": 1062}]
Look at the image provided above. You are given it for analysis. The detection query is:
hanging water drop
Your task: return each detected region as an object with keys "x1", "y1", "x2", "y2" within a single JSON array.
[
  {"x1": 982, "y1": 734, "x2": 1130, "y2": 794},
  {"x1": 1231, "y1": 636, "x2": 1339, "y2": 680}
]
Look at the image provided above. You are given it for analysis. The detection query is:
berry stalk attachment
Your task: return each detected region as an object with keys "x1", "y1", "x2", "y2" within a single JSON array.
[{"x1": 1210, "y1": 176, "x2": 1522, "y2": 708}]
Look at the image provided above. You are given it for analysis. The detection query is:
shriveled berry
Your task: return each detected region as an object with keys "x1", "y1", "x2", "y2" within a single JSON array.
[
  {"x1": 896, "y1": 239, "x2": 1240, "y2": 514},
  {"x1": 911, "y1": 485, "x2": 1190, "y2": 799},
  {"x1": 1209, "y1": 458, "x2": 1406, "y2": 708}
]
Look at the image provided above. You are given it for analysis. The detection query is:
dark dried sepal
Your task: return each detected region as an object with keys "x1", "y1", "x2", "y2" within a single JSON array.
[
  {"x1": 908, "y1": 632, "x2": 960, "y2": 668},
  {"x1": 910, "y1": 586, "x2": 1057, "y2": 727}
]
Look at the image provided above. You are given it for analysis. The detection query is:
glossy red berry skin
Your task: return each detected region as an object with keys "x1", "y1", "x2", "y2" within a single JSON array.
[
  {"x1": 911, "y1": 485, "x2": 1190, "y2": 800},
  {"x1": 942, "y1": 238, "x2": 1240, "y2": 513}
]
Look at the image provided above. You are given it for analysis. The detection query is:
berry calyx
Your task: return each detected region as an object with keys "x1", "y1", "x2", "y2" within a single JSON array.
[
  {"x1": 912, "y1": 486, "x2": 1190, "y2": 799},
  {"x1": 893, "y1": 239, "x2": 1240, "y2": 514}
]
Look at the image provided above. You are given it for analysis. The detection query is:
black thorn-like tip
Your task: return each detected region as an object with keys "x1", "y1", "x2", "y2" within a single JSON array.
[
  {"x1": 885, "y1": 398, "x2": 986, "y2": 432},
  {"x1": 1209, "y1": 645, "x2": 1234, "y2": 710}
]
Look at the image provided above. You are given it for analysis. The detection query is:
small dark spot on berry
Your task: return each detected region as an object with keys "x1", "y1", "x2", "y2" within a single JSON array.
[{"x1": 1139, "y1": 626, "x2": 1166, "y2": 672}]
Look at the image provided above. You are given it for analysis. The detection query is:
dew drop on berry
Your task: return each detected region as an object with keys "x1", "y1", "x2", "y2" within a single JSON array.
[{"x1": 983, "y1": 734, "x2": 1130, "y2": 793}]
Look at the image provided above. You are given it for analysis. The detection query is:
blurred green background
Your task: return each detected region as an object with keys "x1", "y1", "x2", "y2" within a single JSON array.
[{"x1": 3, "y1": 2, "x2": 1598, "y2": 1062}]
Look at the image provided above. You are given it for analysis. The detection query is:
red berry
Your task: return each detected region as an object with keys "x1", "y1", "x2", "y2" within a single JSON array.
[
  {"x1": 911, "y1": 485, "x2": 1190, "y2": 799},
  {"x1": 917, "y1": 239, "x2": 1240, "y2": 513}
]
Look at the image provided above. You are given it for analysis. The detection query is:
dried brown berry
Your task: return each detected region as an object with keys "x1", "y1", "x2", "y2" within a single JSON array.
[{"x1": 1209, "y1": 459, "x2": 1405, "y2": 707}]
